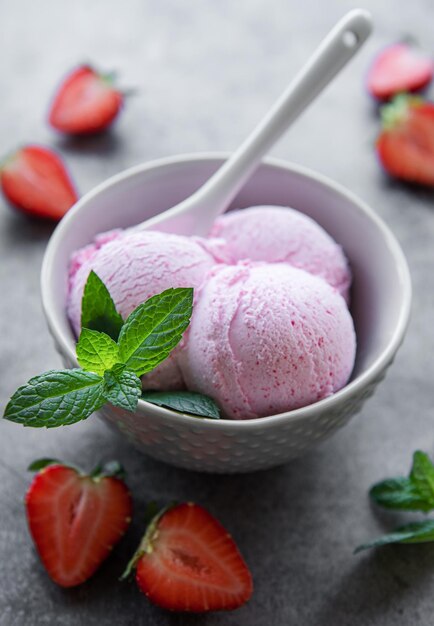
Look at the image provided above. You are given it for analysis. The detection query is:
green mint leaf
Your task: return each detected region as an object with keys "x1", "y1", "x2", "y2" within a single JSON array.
[
  {"x1": 76, "y1": 328, "x2": 120, "y2": 375},
  {"x1": 118, "y1": 288, "x2": 193, "y2": 376},
  {"x1": 141, "y1": 390, "x2": 221, "y2": 419},
  {"x1": 409, "y1": 451, "x2": 434, "y2": 510},
  {"x1": 28, "y1": 458, "x2": 62, "y2": 472},
  {"x1": 81, "y1": 270, "x2": 124, "y2": 341},
  {"x1": 355, "y1": 519, "x2": 434, "y2": 553},
  {"x1": 370, "y1": 451, "x2": 434, "y2": 513},
  {"x1": 104, "y1": 364, "x2": 142, "y2": 412},
  {"x1": 4, "y1": 369, "x2": 105, "y2": 428},
  {"x1": 370, "y1": 478, "x2": 427, "y2": 512}
]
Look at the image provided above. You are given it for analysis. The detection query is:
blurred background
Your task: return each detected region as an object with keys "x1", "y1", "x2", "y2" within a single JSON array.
[{"x1": 1, "y1": 1, "x2": 434, "y2": 625}]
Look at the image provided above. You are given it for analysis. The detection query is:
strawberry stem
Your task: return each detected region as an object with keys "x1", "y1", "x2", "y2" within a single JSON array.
[
  {"x1": 381, "y1": 93, "x2": 424, "y2": 130},
  {"x1": 120, "y1": 503, "x2": 174, "y2": 580},
  {"x1": 0, "y1": 149, "x2": 19, "y2": 172},
  {"x1": 122, "y1": 87, "x2": 139, "y2": 98},
  {"x1": 101, "y1": 70, "x2": 118, "y2": 86},
  {"x1": 399, "y1": 34, "x2": 418, "y2": 47},
  {"x1": 90, "y1": 460, "x2": 125, "y2": 480}
]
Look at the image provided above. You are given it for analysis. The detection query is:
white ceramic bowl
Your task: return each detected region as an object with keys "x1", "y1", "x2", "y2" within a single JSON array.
[{"x1": 41, "y1": 154, "x2": 411, "y2": 473}]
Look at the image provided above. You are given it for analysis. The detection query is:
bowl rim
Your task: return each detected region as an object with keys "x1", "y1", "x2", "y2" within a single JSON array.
[{"x1": 41, "y1": 151, "x2": 412, "y2": 431}]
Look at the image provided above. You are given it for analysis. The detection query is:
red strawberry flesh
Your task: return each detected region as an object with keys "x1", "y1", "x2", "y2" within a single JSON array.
[
  {"x1": 0, "y1": 145, "x2": 77, "y2": 220},
  {"x1": 376, "y1": 95, "x2": 434, "y2": 186},
  {"x1": 367, "y1": 43, "x2": 434, "y2": 101},
  {"x1": 49, "y1": 65, "x2": 123, "y2": 135},
  {"x1": 134, "y1": 503, "x2": 253, "y2": 612},
  {"x1": 26, "y1": 464, "x2": 132, "y2": 587}
]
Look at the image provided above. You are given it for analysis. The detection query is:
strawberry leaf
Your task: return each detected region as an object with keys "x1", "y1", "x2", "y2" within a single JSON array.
[
  {"x1": 118, "y1": 288, "x2": 193, "y2": 376},
  {"x1": 370, "y1": 451, "x2": 434, "y2": 513},
  {"x1": 141, "y1": 390, "x2": 220, "y2": 419},
  {"x1": 355, "y1": 519, "x2": 434, "y2": 553},
  {"x1": 4, "y1": 369, "x2": 106, "y2": 428},
  {"x1": 27, "y1": 458, "x2": 63, "y2": 471},
  {"x1": 104, "y1": 364, "x2": 142, "y2": 412},
  {"x1": 81, "y1": 270, "x2": 124, "y2": 341},
  {"x1": 76, "y1": 328, "x2": 120, "y2": 375}
]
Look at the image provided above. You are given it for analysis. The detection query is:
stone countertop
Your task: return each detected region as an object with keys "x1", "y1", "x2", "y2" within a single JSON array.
[{"x1": 1, "y1": 1, "x2": 434, "y2": 624}]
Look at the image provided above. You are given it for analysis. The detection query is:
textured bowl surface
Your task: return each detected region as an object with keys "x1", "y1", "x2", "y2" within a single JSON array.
[{"x1": 41, "y1": 154, "x2": 411, "y2": 473}]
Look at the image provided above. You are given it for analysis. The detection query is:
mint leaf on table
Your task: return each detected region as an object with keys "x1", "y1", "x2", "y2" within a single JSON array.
[
  {"x1": 141, "y1": 390, "x2": 221, "y2": 419},
  {"x1": 356, "y1": 451, "x2": 434, "y2": 554},
  {"x1": 408, "y1": 451, "x2": 434, "y2": 510},
  {"x1": 81, "y1": 270, "x2": 124, "y2": 341},
  {"x1": 370, "y1": 451, "x2": 434, "y2": 513},
  {"x1": 76, "y1": 328, "x2": 120, "y2": 375},
  {"x1": 104, "y1": 364, "x2": 142, "y2": 411},
  {"x1": 355, "y1": 520, "x2": 434, "y2": 553},
  {"x1": 369, "y1": 478, "x2": 424, "y2": 511},
  {"x1": 4, "y1": 369, "x2": 106, "y2": 428},
  {"x1": 118, "y1": 288, "x2": 193, "y2": 376}
]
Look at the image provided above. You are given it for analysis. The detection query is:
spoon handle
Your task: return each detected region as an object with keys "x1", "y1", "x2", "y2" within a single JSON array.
[
  {"x1": 140, "y1": 9, "x2": 372, "y2": 235},
  {"x1": 194, "y1": 10, "x2": 372, "y2": 228}
]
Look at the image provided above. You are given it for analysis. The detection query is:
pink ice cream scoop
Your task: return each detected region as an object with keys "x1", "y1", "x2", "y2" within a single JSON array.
[
  {"x1": 67, "y1": 230, "x2": 219, "y2": 390},
  {"x1": 209, "y1": 206, "x2": 352, "y2": 302},
  {"x1": 179, "y1": 262, "x2": 356, "y2": 419}
]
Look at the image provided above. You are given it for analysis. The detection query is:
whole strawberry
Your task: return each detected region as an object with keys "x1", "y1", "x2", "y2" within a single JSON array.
[
  {"x1": 376, "y1": 94, "x2": 434, "y2": 186},
  {"x1": 367, "y1": 43, "x2": 434, "y2": 101},
  {"x1": 123, "y1": 502, "x2": 253, "y2": 612},
  {"x1": 26, "y1": 458, "x2": 132, "y2": 587},
  {"x1": 0, "y1": 145, "x2": 78, "y2": 220},
  {"x1": 48, "y1": 65, "x2": 124, "y2": 135}
]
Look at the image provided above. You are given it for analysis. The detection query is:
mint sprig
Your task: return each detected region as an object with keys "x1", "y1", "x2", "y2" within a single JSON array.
[
  {"x1": 3, "y1": 273, "x2": 198, "y2": 428},
  {"x1": 355, "y1": 451, "x2": 434, "y2": 553},
  {"x1": 370, "y1": 451, "x2": 434, "y2": 512}
]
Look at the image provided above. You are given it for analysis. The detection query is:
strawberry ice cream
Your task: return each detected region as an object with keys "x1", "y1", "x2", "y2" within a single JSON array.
[
  {"x1": 179, "y1": 263, "x2": 356, "y2": 419},
  {"x1": 67, "y1": 230, "x2": 220, "y2": 390},
  {"x1": 67, "y1": 230, "x2": 221, "y2": 335},
  {"x1": 67, "y1": 204, "x2": 356, "y2": 416},
  {"x1": 210, "y1": 206, "x2": 351, "y2": 302}
]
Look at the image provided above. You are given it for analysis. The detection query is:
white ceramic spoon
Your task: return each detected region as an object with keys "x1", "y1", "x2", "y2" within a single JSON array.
[{"x1": 138, "y1": 9, "x2": 372, "y2": 236}]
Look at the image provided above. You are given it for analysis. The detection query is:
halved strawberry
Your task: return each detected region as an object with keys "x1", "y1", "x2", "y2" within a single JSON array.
[
  {"x1": 26, "y1": 458, "x2": 132, "y2": 588},
  {"x1": 48, "y1": 65, "x2": 124, "y2": 135},
  {"x1": 376, "y1": 94, "x2": 434, "y2": 186},
  {"x1": 0, "y1": 145, "x2": 78, "y2": 220},
  {"x1": 367, "y1": 43, "x2": 434, "y2": 101},
  {"x1": 123, "y1": 502, "x2": 253, "y2": 612}
]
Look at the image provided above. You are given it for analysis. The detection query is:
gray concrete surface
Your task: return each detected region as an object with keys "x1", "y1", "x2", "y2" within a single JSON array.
[{"x1": 1, "y1": 0, "x2": 434, "y2": 624}]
